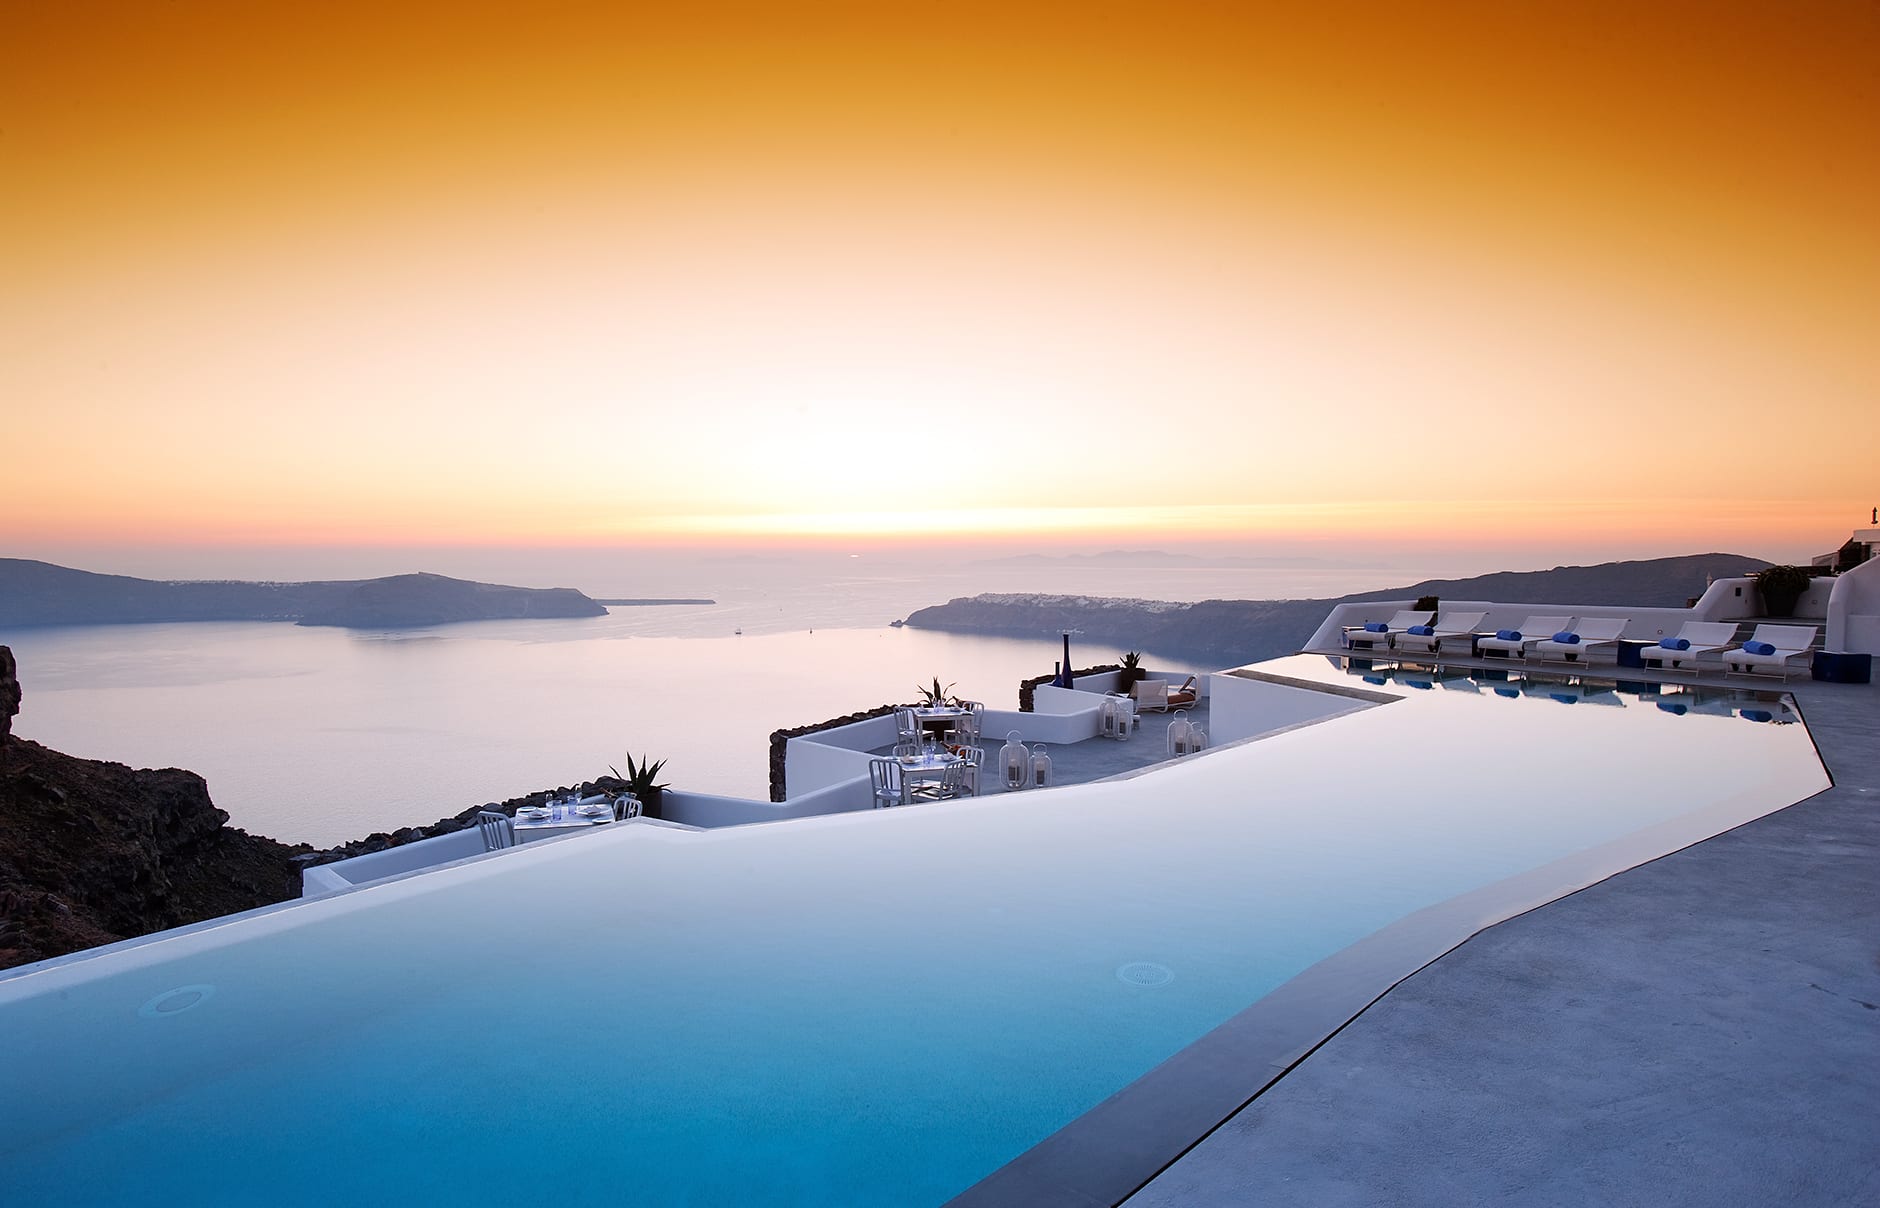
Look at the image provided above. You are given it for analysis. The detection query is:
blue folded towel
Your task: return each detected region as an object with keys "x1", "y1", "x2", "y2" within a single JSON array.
[
  {"x1": 1741, "y1": 709, "x2": 1774, "y2": 723},
  {"x1": 1659, "y1": 637, "x2": 1691, "y2": 651},
  {"x1": 1552, "y1": 631, "x2": 1580, "y2": 644},
  {"x1": 1406, "y1": 624, "x2": 1434, "y2": 636},
  {"x1": 1494, "y1": 629, "x2": 1522, "y2": 641},
  {"x1": 1657, "y1": 702, "x2": 1689, "y2": 715},
  {"x1": 1744, "y1": 640, "x2": 1777, "y2": 656},
  {"x1": 1364, "y1": 622, "x2": 1389, "y2": 633}
]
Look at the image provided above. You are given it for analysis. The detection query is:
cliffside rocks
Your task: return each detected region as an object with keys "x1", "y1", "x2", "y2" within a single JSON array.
[
  {"x1": 1, "y1": 644, "x2": 18, "y2": 742},
  {"x1": 0, "y1": 645, "x2": 309, "y2": 971}
]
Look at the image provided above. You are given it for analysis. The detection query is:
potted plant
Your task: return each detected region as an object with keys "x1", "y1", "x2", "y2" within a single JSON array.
[
  {"x1": 914, "y1": 677, "x2": 959, "y2": 707},
  {"x1": 608, "y1": 752, "x2": 670, "y2": 818},
  {"x1": 1118, "y1": 651, "x2": 1144, "y2": 691},
  {"x1": 1752, "y1": 565, "x2": 1812, "y2": 618}
]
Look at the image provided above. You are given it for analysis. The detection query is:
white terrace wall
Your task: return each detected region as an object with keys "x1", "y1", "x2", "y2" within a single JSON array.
[
  {"x1": 661, "y1": 781, "x2": 874, "y2": 827},
  {"x1": 1827, "y1": 556, "x2": 1880, "y2": 655},
  {"x1": 1207, "y1": 672, "x2": 1374, "y2": 745},
  {"x1": 301, "y1": 828, "x2": 485, "y2": 896}
]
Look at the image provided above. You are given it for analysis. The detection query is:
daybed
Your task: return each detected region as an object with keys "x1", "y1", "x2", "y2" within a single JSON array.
[
  {"x1": 1639, "y1": 621, "x2": 1740, "y2": 672},
  {"x1": 1391, "y1": 611, "x2": 1488, "y2": 658},
  {"x1": 1476, "y1": 615, "x2": 1573, "y2": 660},
  {"x1": 1720, "y1": 624, "x2": 1818, "y2": 679},
  {"x1": 1341, "y1": 610, "x2": 1435, "y2": 651},
  {"x1": 1531, "y1": 617, "x2": 1629, "y2": 665}
]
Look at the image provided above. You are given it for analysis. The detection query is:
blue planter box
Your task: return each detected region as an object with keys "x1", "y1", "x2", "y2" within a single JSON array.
[{"x1": 1811, "y1": 651, "x2": 1872, "y2": 684}]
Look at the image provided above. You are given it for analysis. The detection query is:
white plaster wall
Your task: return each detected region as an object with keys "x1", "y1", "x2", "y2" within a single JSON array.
[
  {"x1": 1827, "y1": 556, "x2": 1880, "y2": 655},
  {"x1": 784, "y1": 714, "x2": 897, "y2": 799},
  {"x1": 989, "y1": 697, "x2": 1101, "y2": 744},
  {"x1": 1208, "y1": 672, "x2": 1373, "y2": 745},
  {"x1": 663, "y1": 781, "x2": 873, "y2": 826},
  {"x1": 300, "y1": 828, "x2": 484, "y2": 896}
]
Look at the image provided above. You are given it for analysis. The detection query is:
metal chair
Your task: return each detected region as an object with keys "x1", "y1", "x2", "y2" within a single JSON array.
[
  {"x1": 869, "y1": 758, "x2": 907, "y2": 809},
  {"x1": 894, "y1": 708, "x2": 920, "y2": 746},
  {"x1": 613, "y1": 793, "x2": 642, "y2": 820},
  {"x1": 955, "y1": 747, "x2": 985, "y2": 792},
  {"x1": 911, "y1": 758, "x2": 967, "y2": 802},
  {"x1": 476, "y1": 810, "x2": 516, "y2": 851}
]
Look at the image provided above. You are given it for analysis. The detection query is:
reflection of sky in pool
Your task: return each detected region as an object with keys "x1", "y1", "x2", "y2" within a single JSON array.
[{"x1": 0, "y1": 655, "x2": 1827, "y2": 1206}]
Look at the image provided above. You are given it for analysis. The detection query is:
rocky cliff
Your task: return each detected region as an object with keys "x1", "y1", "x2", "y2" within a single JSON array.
[{"x1": 0, "y1": 646, "x2": 310, "y2": 972}]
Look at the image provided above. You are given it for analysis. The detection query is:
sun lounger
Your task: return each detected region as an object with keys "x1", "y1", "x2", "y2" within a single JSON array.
[
  {"x1": 1392, "y1": 611, "x2": 1488, "y2": 658},
  {"x1": 1531, "y1": 617, "x2": 1629, "y2": 665},
  {"x1": 1639, "y1": 621, "x2": 1740, "y2": 672},
  {"x1": 1721, "y1": 624, "x2": 1817, "y2": 679},
  {"x1": 1476, "y1": 615, "x2": 1573, "y2": 660},
  {"x1": 1342, "y1": 609, "x2": 1435, "y2": 651},
  {"x1": 1132, "y1": 679, "x2": 1170, "y2": 712}
]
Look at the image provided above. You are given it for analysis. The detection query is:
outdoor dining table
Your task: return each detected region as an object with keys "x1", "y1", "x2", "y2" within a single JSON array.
[
  {"x1": 896, "y1": 749, "x2": 964, "y2": 798},
  {"x1": 910, "y1": 704, "x2": 972, "y2": 739},
  {"x1": 513, "y1": 797, "x2": 617, "y2": 843}
]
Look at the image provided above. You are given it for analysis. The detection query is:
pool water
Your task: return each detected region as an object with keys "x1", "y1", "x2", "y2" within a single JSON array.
[{"x1": 0, "y1": 656, "x2": 1828, "y2": 1205}]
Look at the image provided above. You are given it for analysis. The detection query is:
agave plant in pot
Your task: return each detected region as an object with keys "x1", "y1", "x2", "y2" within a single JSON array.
[
  {"x1": 1752, "y1": 565, "x2": 1812, "y2": 618},
  {"x1": 1118, "y1": 651, "x2": 1144, "y2": 691},
  {"x1": 915, "y1": 676, "x2": 959, "y2": 707},
  {"x1": 607, "y1": 752, "x2": 670, "y2": 819}
]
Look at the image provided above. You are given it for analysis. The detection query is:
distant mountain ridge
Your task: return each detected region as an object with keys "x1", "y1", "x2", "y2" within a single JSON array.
[
  {"x1": 0, "y1": 560, "x2": 607, "y2": 629},
  {"x1": 903, "y1": 552, "x2": 1771, "y2": 664}
]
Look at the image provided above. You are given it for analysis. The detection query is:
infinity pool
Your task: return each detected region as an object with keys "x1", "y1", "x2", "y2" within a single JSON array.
[{"x1": 0, "y1": 656, "x2": 1828, "y2": 1206}]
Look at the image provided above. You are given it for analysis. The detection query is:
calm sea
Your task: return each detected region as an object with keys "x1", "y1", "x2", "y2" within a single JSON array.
[{"x1": 1, "y1": 561, "x2": 1410, "y2": 846}]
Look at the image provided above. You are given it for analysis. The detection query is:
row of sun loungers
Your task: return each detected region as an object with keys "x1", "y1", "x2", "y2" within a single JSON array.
[{"x1": 1342, "y1": 611, "x2": 1818, "y2": 679}]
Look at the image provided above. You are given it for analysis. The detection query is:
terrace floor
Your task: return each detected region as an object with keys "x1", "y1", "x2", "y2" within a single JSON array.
[{"x1": 1123, "y1": 675, "x2": 1880, "y2": 1206}]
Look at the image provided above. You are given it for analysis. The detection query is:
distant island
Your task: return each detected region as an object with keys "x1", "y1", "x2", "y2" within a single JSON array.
[
  {"x1": 902, "y1": 552, "x2": 1771, "y2": 663},
  {"x1": 0, "y1": 559, "x2": 609, "y2": 629}
]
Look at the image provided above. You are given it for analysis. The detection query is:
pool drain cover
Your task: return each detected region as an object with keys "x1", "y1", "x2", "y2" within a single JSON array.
[
  {"x1": 138, "y1": 984, "x2": 216, "y2": 1018},
  {"x1": 1115, "y1": 962, "x2": 1174, "y2": 988}
]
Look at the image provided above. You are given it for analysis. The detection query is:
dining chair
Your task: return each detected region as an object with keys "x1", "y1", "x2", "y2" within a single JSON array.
[
  {"x1": 869, "y1": 758, "x2": 907, "y2": 809},
  {"x1": 912, "y1": 758, "x2": 967, "y2": 802},
  {"x1": 613, "y1": 793, "x2": 642, "y2": 820},
  {"x1": 476, "y1": 810, "x2": 516, "y2": 851},
  {"x1": 894, "y1": 708, "x2": 920, "y2": 746},
  {"x1": 955, "y1": 746, "x2": 982, "y2": 796}
]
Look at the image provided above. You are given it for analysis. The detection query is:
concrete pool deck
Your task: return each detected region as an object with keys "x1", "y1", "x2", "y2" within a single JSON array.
[{"x1": 1125, "y1": 678, "x2": 1879, "y2": 1206}]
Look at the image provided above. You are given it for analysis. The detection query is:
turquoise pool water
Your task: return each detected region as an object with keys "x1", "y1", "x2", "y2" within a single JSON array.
[{"x1": 0, "y1": 657, "x2": 1828, "y2": 1205}]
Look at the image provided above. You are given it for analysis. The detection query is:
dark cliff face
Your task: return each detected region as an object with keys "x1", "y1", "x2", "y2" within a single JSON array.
[
  {"x1": 1, "y1": 644, "x2": 18, "y2": 741},
  {"x1": 0, "y1": 645, "x2": 308, "y2": 972}
]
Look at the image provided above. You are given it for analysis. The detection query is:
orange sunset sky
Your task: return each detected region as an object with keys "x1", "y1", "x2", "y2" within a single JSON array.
[{"x1": 3, "y1": 1, "x2": 1875, "y2": 575}]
